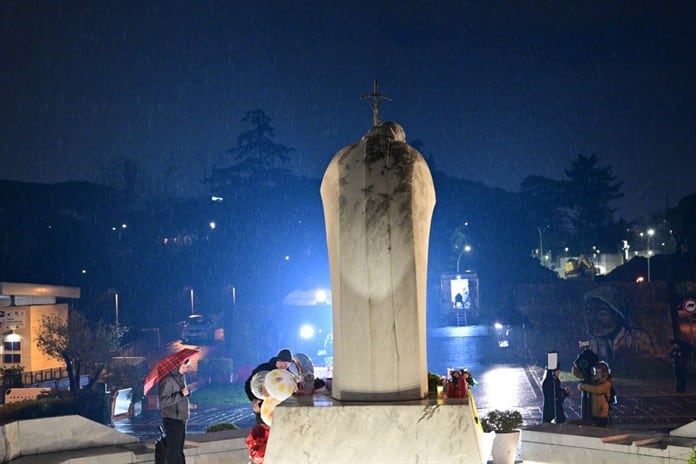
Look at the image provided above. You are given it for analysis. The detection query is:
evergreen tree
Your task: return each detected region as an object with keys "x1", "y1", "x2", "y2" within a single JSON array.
[
  {"x1": 560, "y1": 154, "x2": 624, "y2": 254},
  {"x1": 665, "y1": 193, "x2": 696, "y2": 254},
  {"x1": 211, "y1": 109, "x2": 293, "y2": 186}
]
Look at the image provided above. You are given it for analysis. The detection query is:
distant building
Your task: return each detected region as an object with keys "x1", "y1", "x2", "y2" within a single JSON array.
[{"x1": 0, "y1": 282, "x2": 79, "y2": 372}]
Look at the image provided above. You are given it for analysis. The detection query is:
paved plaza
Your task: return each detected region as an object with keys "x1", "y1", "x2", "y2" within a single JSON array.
[
  {"x1": 113, "y1": 362, "x2": 696, "y2": 443},
  {"x1": 113, "y1": 325, "x2": 696, "y2": 447}
]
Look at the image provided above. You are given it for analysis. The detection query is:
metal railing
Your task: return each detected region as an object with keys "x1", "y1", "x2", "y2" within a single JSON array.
[{"x1": 21, "y1": 367, "x2": 69, "y2": 386}]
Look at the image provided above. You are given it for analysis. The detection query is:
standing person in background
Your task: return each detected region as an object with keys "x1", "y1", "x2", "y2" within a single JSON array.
[
  {"x1": 669, "y1": 339, "x2": 692, "y2": 393},
  {"x1": 542, "y1": 365, "x2": 570, "y2": 423},
  {"x1": 572, "y1": 341, "x2": 599, "y2": 423},
  {"x1": 159, "y1": 358, "x2": 191, "y2": 464},
  {"x1": 244, "y1": 348, "x2": 294, "y2": 424},
  {"x1": 578, "y1": 361, "x2": 614, "y2": 427}
]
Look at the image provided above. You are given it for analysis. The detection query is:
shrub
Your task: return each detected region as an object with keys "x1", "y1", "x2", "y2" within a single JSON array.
[
  {"x1": 206, "y1": 422, "x2": 239, "y2": 432},
  {"x1": 427, "y1": 372, "x2": 443, "y2": 392},
  {"x1": 0, "y1": 389, "x2": 111, "y2": 426},
  {"x1": 480, "y1": 409, "x2": 523, "y2": 433},
  {"x1": 688, "y1": 446, "x2": 696, "y2": 464}
]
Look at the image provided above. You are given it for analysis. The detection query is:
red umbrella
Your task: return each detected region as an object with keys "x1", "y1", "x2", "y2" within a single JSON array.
[{"x1": 144, "y1": 348, "x2": 199, "y2": 396}]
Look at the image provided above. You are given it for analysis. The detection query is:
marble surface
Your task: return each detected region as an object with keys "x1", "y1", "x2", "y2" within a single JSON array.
[
  {"x1": 0, "y1": 414, "x2": 138, "y2": 462},
  {"x1": 264, "y1": 392, "x2": 488, "y2": 464},
  {"x1": 521, "y1": 424, "x2": 696, "y2": 463},
  {"x1": 320, "y1": 121, "x2": 436, "y2": 401}
]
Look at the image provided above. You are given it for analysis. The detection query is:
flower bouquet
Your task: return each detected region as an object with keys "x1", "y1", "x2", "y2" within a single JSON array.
[{"x1": 446, "y1": 367, "x2": 477, "y2": 398}]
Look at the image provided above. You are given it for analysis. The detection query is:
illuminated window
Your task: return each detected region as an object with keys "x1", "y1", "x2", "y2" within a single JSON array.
[
  {"x1": 3, "y1": 354, "x2": 20, "y2": 364},
  {"x1": 4, "y1": 341, "x2": 20, "y2": 351},
  {"x1": 3, "y1": 336, "x2": 21, "y2": 363}
]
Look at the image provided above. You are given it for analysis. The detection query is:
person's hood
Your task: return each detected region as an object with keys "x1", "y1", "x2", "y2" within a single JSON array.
[{"x1": 584, "y1": 286, "x2": 627, "y2": 320}]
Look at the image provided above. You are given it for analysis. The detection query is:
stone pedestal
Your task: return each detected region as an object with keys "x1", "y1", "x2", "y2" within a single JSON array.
[{"x1": 263, "y1": 392, "x2": 488, "y2": 464}]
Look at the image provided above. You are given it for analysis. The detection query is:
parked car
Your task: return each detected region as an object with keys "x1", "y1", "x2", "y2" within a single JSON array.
[{"x1": 180, "y1": 314, "x2": 214, "y2": 344}]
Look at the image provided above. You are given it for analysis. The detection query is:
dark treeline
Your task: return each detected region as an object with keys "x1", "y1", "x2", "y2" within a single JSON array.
[
  {"x1": 2, "y1": 170, "x2": 694, "y2": 331},
  {"x1": 2, "y1": 113, "x2": 696, "y2": 331}
]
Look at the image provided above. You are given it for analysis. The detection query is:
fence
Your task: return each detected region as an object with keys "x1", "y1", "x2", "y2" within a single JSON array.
[{"x1": 21, "y1": 367, "x2": 69, "y2": 386}]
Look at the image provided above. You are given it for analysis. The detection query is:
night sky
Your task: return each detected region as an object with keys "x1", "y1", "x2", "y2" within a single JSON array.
[{"x1": 1, "y1": 1, "x2": 694, "y2": 220}]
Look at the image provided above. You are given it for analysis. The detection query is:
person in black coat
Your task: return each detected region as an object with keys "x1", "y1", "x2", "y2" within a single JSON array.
[
  {"x1": 542, "y1": 366, "x2": 570, "y2": 423},
  {"x1": 669, "y1": 339, "x2": 692, "y2": 393},
  {"x1": 244, "y1": 348, "x2": 293, "y2": 424}
]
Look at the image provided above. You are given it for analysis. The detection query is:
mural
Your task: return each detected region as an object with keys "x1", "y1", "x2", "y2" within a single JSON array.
[
  {"x1": 513, "y1": 281, "x2": 673, "y2": 376},
  {"x1": 582, "y1": 286, "x2": 656, "y2": 362}
]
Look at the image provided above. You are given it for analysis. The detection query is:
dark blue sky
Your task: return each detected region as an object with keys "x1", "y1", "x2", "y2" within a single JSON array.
[{"x1": 1, "y1": 1, "x2": 694, "y2": 220}]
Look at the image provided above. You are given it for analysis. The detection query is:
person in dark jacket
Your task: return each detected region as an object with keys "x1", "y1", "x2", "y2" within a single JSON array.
[
  {"x1": 244, "y1": 348, "x2": 293, "y2": 424},
  {"x1": 542, "y1": 366, "x2": 569, "y2": 423},
  {"x1": 159, "y1": 358, "x2": 191, "y2": 463},
  {"x1": 669, "y1": 339, "x2": 692, "y2": 393}
]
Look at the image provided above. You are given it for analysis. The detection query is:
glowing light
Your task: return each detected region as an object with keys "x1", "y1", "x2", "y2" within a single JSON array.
[
  {"x1": 315, "y1": 289, "x2": 327, "y2": 304},
  {"x1": 479, "y1": 366, "x2": 530, "y2": 410},
  {"x1": 209, "y1": 221, "x2": 216, "y2": 229},
  {"x1": 299, "y1": 324, "x2": 315, "y2": 339},
  {"x1": 494, "y1": 322, "x2": 503, "y2": 330}
]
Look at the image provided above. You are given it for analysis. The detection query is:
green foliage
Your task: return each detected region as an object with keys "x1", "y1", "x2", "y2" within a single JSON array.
[
  {"x1": 428, "y1": 372, "x2": 443, "y2": 392},
  {"x1": 213, "y1": 109, "x2": 294, "y2": 184},
  {"x1": 206, "y1": 422, "x2": 239, "y2": 432},
  {"x1": 480, "y1": 409, "x2": 523, "y2": 433},
  {"x1": 687, "y1": 446, "x2": 696, "y2": 464},
  {"x1": 0, "y1": 365, "x2": 24, "y2": 388},
  {"x1": 665, "y1": 193, "x2": 696, "y2": 254},
  {"x1": 0, "y1": 397, "x2": 73, "y2": 425},
  {"x1": 0, "y1": 389, "x2": 110, "y2": 426},
  {"x1": 36, "y1": 310, "x2": 122, "y2": 394},
  {"x1": 519, "y1": 153, "x2": 625, "y2": 256}
]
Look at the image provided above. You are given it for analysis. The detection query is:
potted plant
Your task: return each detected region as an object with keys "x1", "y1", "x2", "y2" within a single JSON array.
[
  {"x1": 427, "y1": 372, "x2": 443, "y2": 397},
  {"x1": 481, "y1": 409, "x2": 523, "y2": 464}
]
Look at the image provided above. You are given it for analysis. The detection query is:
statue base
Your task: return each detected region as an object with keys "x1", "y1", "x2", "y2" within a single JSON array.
[{"x1": 263, "y1": 391, "x2": 489, "y2": 464}]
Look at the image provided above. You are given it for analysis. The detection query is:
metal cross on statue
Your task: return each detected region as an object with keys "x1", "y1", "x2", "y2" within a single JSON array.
[{"x1": 361, "y1": 80, "x2": 391, "y2": 127}]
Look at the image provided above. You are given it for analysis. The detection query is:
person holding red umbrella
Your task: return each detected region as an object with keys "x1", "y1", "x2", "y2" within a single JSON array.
[{"x1": 145, "y1": 349, "x2": 198, "y2": 464}]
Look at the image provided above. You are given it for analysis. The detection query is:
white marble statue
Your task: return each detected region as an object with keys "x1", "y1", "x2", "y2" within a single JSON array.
[{"x1": 320, "y1": 121, "x2": 436, "y2": 401}]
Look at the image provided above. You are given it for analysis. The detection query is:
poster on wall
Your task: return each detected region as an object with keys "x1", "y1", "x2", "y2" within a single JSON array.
[{"x1": 0, "y1": 309, "x2": 27, "y2": 330}]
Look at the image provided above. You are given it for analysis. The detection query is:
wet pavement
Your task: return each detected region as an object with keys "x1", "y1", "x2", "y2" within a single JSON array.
[
  {"x1": 114, "y1": 326, "x2": 696, "y2": 442},
  {"x1": 113, "y1": 363, "x2": 696, "y2": 443},
  {"x1": 113, "y1": 403, "x2": 256, "y2": 442}
]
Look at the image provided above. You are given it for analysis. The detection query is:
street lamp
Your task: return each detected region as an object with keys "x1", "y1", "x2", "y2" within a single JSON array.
[
  {"x1": 456, "y1": 245, "x2": 471, "y2": 273},
  {"x1": 647, "y1": 228, "x2": 655, "y2": 282},
  {"x1": 114, "y1": 292, "x2": 119, "y2": 327},
  {"x1": 536, "y1": 227, "x2": 543, "y2": 265},
  {"x1": 189, "y1": 288, "x2": 195, "y2": 315}
]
